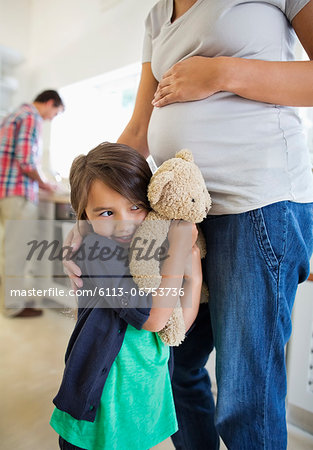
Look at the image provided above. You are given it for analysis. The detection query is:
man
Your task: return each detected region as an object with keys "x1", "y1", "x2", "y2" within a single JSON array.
[{"x1": 0, "y1": 90, "x2": 64, "y2": 318}]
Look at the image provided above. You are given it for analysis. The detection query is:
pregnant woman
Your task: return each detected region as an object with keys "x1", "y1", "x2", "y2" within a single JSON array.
[{"x1": 68, "y1": 1, "x2": 313, "y2": 448}]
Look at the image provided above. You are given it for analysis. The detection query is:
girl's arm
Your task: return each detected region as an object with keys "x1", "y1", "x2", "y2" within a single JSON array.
[
  {"x1": 142, "y1": 221, "x2": 198, "y2": 332},
  {"x1": 152, "y1": 0, "x2": 313, "y2": 108},
  {"x1": 117, "y1": 62, "x2": 158, "y2": 157},
  {"x1": 180, "y1": 244, "x2": 202, "y2": 332}
]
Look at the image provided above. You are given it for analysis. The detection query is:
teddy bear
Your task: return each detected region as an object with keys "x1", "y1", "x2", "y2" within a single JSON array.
[{"x1": 129, "y1": 149, "x2": 211, "y2": 346}]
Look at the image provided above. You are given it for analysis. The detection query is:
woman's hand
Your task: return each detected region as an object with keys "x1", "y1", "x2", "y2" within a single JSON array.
[
  {"x1": 152, "y1": 56, "x2": 227, "y2": 107},
  {"x1": 63, "y1": 222, "x2": 87, "y2": 288}
]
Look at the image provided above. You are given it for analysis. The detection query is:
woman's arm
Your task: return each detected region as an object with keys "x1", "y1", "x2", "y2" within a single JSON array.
[
  {"x1": 225, "y1": 0, "x2": 313, "y2": 107},
  {"x1": 117, "y1": 62, "x2": 158, "y2": 157},
  {"x1": 153, "y1": 0, "x2": 313, "y2": 108}
]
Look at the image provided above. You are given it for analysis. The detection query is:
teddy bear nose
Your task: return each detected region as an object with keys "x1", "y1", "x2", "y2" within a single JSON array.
[{"x1": 191, "y1": 198, "x2": 195, "y2": 203}]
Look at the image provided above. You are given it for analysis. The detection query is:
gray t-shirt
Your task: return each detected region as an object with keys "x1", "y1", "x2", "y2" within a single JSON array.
[{"x1": 143, "y1": 0, "x2": 313, "y2": 214}]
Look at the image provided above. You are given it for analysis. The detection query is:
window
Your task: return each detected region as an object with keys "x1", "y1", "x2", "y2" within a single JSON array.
[{"x1": 50, "y1": 63, "x2": 141, "y2": 178}]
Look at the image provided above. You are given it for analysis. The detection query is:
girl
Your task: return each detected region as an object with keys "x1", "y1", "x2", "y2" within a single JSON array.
[{"x1": 50, "y1": 142, "x2": 202, "y2": 450}]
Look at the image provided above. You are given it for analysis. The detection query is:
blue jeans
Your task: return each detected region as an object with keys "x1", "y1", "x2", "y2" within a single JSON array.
[{"x1": 171, "y1": 201, "x2": 313, "y2": 450}]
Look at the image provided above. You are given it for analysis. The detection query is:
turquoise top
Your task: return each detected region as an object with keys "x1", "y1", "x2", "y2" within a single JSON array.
[{"x1": 50, "y1": 324, "x2": 178, "y2": 450}]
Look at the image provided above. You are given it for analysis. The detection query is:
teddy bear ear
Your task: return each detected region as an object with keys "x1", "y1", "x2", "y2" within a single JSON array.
[
  {"x1": 175, "y1": 149, "x2": 194, "y2": 162},
  {"x1": 148, "y1": 171, "x2": 174, "y2": 205}
]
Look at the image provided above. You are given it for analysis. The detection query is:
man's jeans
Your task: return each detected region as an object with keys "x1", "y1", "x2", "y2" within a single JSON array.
[
  {"x1": 171, "y1": 201, "x2": 313, "y2": 450},
  {"x1": 0, "y1": 196, "x2": 38, "y2": 317}
]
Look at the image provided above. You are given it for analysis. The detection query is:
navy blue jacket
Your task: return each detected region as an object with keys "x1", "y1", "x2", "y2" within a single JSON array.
[{"x1": 53, "y1": 233, "x2": 155, "y2": 422}]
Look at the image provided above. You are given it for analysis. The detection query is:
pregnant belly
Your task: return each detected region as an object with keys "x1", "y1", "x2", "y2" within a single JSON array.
[
  {"x1": 147, "y1": 98, "x2": 214, "y2": 168},
  {"x1": 147, "y1": 91, "x2": 268, "y2": 170}
]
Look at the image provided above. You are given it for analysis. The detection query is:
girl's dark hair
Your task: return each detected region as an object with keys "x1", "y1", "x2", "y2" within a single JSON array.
[{"x1": 69, "y1": 142, "x2": 152, "y2": 220}]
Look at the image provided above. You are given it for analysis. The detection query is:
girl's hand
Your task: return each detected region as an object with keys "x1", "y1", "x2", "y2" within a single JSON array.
[
  {"x1": 152, "y1": 56, "x2": 227, "y2": 107},
  {"x1": 167, "y1": 220, "x2": 198, "y2": 250},
  {"x1": 62, "y1": 222, "x2": 87, "y2": 289}
]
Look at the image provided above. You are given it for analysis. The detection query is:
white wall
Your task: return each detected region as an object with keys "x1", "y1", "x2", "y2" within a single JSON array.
[
  {"x1": 16, "y1": 0, "x2": 156, "y2": 103},
  {"x1": 0, "y1": 0, "x2": 31, "y2": 57},
  {"x1": 1, "y1": 0, "x2": 156, "y2": 104},
  {"x1": 0, "y1": 0, "x2": 32, "y2": 107}
]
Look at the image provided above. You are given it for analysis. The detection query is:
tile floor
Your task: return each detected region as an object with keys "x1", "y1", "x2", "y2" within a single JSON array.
[{"x1": 1, "y1": 307, "x2": 313, "y2": 450}]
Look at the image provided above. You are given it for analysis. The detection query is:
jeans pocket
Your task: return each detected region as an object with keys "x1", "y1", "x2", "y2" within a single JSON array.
[{"x1": 249, "y1": 202, "x2": 288, "y2": 275}]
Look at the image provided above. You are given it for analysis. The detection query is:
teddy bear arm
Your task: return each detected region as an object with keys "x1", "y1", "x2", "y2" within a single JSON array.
[{"x1": 158, "y1": 308, "x2": 186, "y2": 346}]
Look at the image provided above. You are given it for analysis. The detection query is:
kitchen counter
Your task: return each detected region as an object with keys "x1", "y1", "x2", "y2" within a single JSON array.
[{"x1": 38, "y1": 190, "x2": 74, "y2": 221}]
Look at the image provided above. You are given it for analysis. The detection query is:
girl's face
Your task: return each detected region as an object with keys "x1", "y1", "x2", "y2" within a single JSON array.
[{"x1": 85, "y1": 179, "x2": 148, "y2": 244}]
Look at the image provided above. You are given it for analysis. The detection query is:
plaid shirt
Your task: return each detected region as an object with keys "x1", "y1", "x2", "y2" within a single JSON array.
[{"x1": 0, "y1": 103, "x2": 42, "y2": 204}]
